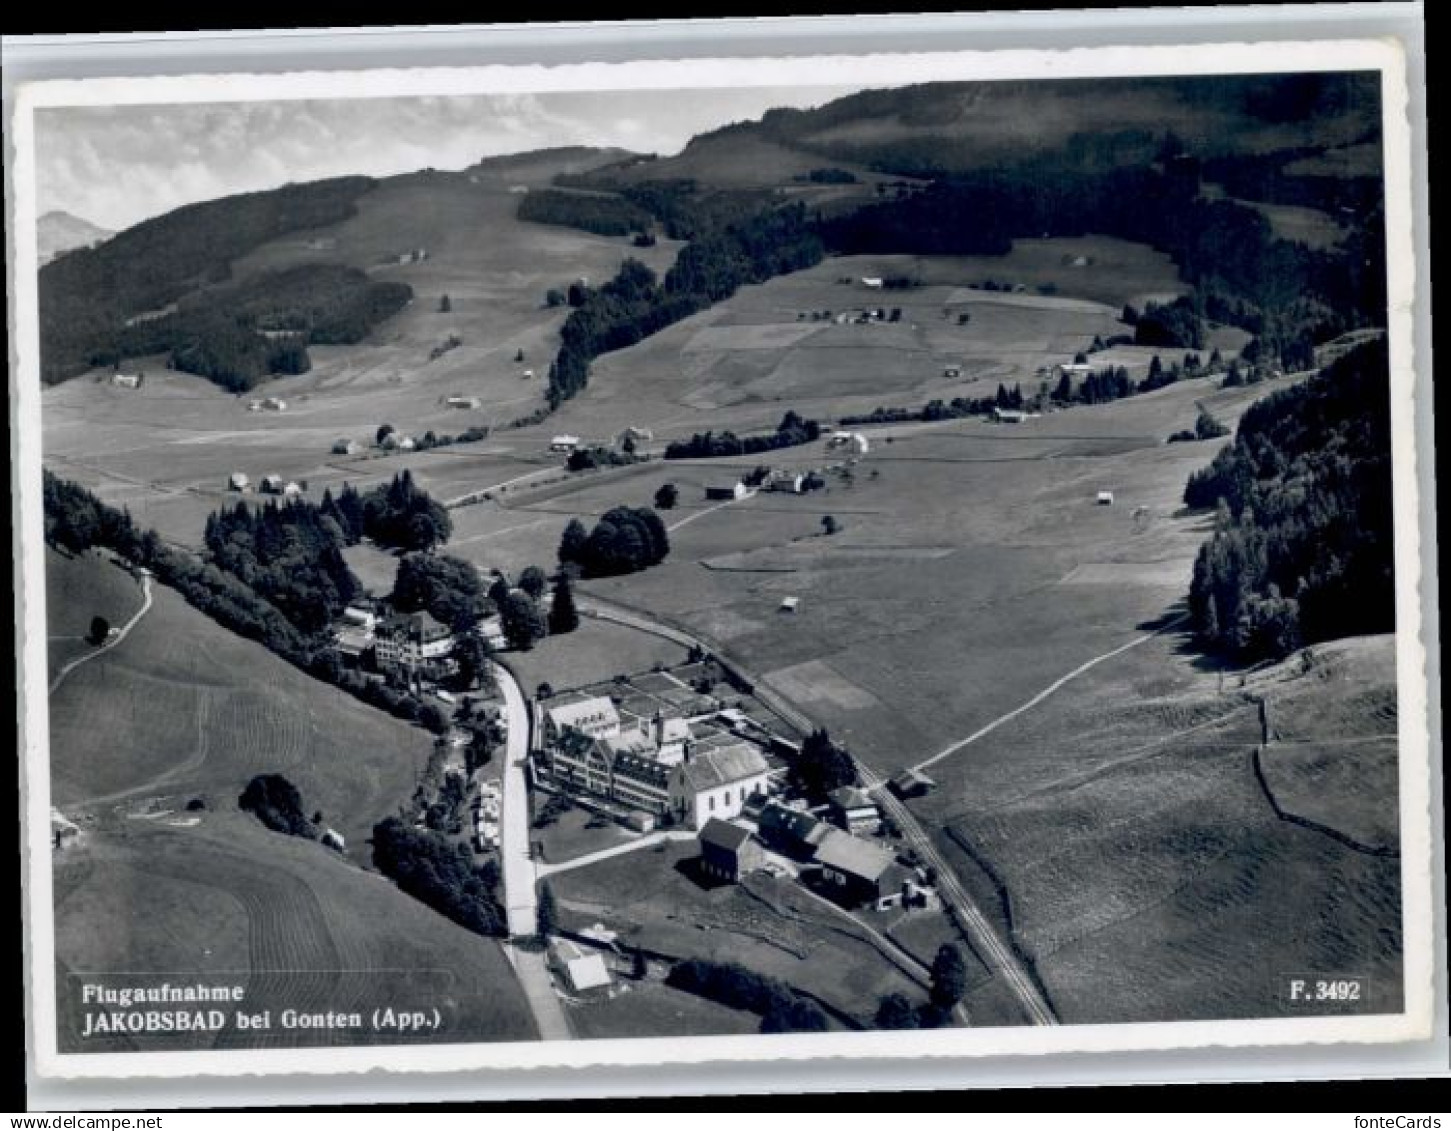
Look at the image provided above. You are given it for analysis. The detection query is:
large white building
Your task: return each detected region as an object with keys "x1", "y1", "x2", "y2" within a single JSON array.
[
  {"x1": 540, "y1": 697, "x2": 621, "y2": 748},
  {"x1": 667, "y1": 743, "x2": 770, "y2": 828}
]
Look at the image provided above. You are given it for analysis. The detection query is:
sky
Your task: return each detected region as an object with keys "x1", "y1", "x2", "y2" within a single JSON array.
[{"x1": 35, "y1": 85, "x2": 866, "y2": 233}]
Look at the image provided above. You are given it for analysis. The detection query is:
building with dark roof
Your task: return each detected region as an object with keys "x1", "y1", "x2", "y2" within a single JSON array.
[
  {"x1": 374, "y1": 610, "x2": 455, "y2": 678},
  {"x1": 814, "y1": 829, "x2": 912, "y2": 908},
  {"x1": 697, "y1": 818, "x2": 763, "y2": 883},
  {"x1": 756, "y1": 799, "x2": 830, "y2": 862},
  {"x1": 827, "y1": 785, "x2": 881, "y2": 836}
]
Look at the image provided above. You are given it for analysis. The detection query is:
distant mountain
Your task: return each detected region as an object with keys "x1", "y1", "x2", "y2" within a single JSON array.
[{"x1": 38, "y1": 210, "x2": 112, "y2": 264}]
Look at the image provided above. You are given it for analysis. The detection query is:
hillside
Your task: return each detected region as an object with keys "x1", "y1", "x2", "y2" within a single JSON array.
[{"x1": 38, "y1": 210, "x2": 112, "y2": 265}]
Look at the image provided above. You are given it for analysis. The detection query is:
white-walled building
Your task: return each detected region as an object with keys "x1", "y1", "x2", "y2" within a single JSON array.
[
  {"x1": 374, "y1": 611, "x2": 455, "y2": 678},
  {"x1": 540, "y1": 696, "x2": 622, "y2": 748},
  {"x1": 668, "y1": 743, "x2": 770, "y2": 829}
]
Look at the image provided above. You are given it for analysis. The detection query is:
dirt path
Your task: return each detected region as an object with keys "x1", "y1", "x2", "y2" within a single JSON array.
[
  {"x1": 48, "y1": 573, "x2": 152, "y2": 697},
  {"x1": 911, "y1": 613, "x2": 1191, "y2": 775},
  {"x1": 536, "y1": 830, "x2": 697, "y2": 878}
]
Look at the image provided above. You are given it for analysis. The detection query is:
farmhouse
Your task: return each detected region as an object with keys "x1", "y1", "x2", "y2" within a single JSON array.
[
  {"x1": 332, "y1": 439, "x2": 363, "y2": 455},
  {"x1": 548, "y1": 939, "x2": 611, "y2": 994},
  {"x1": 825, "y1": 431, "x2": 870, "y2": 455},
  {"x1": 827, "y1": 786, "x2": 881, "y2": 836},
  {"x1": 779, "y1": 597, "x2": 800, "y2": 614},
  {"x1": 992, "y1": 408, "x2": 1029, "y2": 424},
  {"x1": 227, "y1": 472, "x2": 249, "y2": 492},
  {"x1": 550, "y1": 435, "x2": 581, "y2": 453},
  {"x1": 942, "y1": 364, "x2": 963, "y2": 379},
  {"x1": 397, "y1": 436, "x2": 417, "y2": 452},
  {"x1": 260, "y1": 396, "x2": 287, "y2": 412},
  {"x1": 283, "y1": 481, "x2": 303, "y2": 498},
  {"x1": 1096, "y1": 490, "x2": 1115, "y2": 506},
  {"x1": 374, "y1": 611, "x2": 455, "y2": 679},
  {"x1": 1057, "y1": 362, "x2": 1095, "y2": 377},
  {"x1": 445, "y1": 396, "x2": 482, "y2": 410},
  {"x1": 765, "y1": 471, "x2": 807, "y2": 494},
  {"x1": 814, "y1": 829, "x2": 912, "y2": 909},
  {"x1": 756, "y1": 799, "x2": 830, "y2": 862},
  {"x1": 697, "y1": 818, "x2": 763, "y2": 883},
  {"x1": 860, "y1": 276, "x2": 884, "y2": 289},
  {"x1": 617, "y1": 426, "x2": 654, "y2": 447},
  {"x1": 705, "y1": 481, "x2": 749, "y2": 501},
  {"x1": 111, "y1": 372, "x2": 141, "y2": 389},
  {"x1": 540, "y1": 696, "x2": 622, "y2": 747},
  {"x1": 258, "y1": 474, "x2": 284, "y2": 495}
]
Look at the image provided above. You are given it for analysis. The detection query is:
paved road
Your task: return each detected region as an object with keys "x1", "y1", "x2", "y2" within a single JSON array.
[
  {"x1": 501, "y1": 944, "x2": 573, "y2": 1042},
  {"x1": 49, "y1": 572, "x2": 152, "y2": 696},
  {"x1": 536, "y1": 830, "x2": 697, "y2": 878},
  {"x1": 576, "y1": 591, "x2": 1058, "y2": 1027},
  {"x1": 489, "y1": 659, "x2": 540, "y2": 938}
]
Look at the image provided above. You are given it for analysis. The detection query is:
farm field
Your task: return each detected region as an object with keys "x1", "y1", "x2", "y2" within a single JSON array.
[
  {"x1": 47, "y1": 551, "x2": 433, "y2": 860},
  {"x1": 503, "y1": 616, "x2": 688, "y2": 698},
  {"x1": 44, "y1": 548, "x2": 146, "y2": 681},
  {"x1": 551, "y1": 841, "x2": 925, "y2": 1026},
  {"x1": 923, "y1": 632, "x2": 1401, "y2": 1024},
  {"x1": 41, "y1": 164, "x2": 678, "y2": 549},
  {"x1": 52, "y1": 809, "x2": 536, "y2": 1052}
]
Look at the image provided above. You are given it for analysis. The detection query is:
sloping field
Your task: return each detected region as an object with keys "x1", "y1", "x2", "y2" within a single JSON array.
[
  {"x1": 48, "y1": 556, "x2": 432, "y2": 858},
  {"x1": 566, "y1": 980, "x2": 759, "y2": 1040},
  {"x1": 42, "y1": 165, "x2": 679, "y2": 548},
  {"x1": 44, "y1": 549, "x2": 146, "y2": 681},
  {"x1": 53, "y1": 811, "x2": 535, "y2": 1052}
]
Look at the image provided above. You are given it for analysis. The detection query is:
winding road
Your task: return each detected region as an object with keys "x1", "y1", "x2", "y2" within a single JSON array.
[{"x1": 49, "y1": 572, "x2": 153, "y2": 696}]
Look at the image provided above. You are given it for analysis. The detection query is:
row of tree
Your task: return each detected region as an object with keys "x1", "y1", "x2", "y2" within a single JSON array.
[
  {"x1": 665, "y1": 958, "x2": 830, "y2": 1034},
  {"x1": 664, "y1": 411, "x2": 822, "y2": 460},
  {"x1": 1184, "y1": 340, "x2": 1392, "y2": 660},
  {"x1": 371, "y1": 816, "x2": 506, "y2": 938}
]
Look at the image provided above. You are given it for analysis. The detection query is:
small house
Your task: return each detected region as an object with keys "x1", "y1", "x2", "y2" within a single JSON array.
[
  {"x1": 697, "y1": 818, "x2": 763, "y2": 883},
  {"x1": 332, "y1": 439, "x2": 362, "y2": 456},
  {"x1": 779, "y1": 597, "x2": 800, "y2": 614},
  {"x1": 814, "y1": 829, "x2": 912, "y2": 909},
  {"x1": 548, "y1": 939, "x2": 611, "y2": 994},
  {"x1": 860, "y1": 277, "x2": 884, "y2": 289},
  {"x1": 757, "y1": 799, "x2": 830, "y2": 862},
  {"x1": 617, "y1": 426, "x2": 654, "y2": 447},
  {"x1": 825, "y1": 431, "x2": 870, "y2": 455},
  {"x1": 321, "y1": 828, "x2": 346, "y2": 852},
  {"x1": 283, "y1": 481, "x2": 303, "y2": 498},
  {"x1": 1096, "y1": 490, "x2": 1115, "y2": 506},
  {"x1": 1057, "y1": 363, "x2": 1095, "y2": 377},
  {"x1": 992, "y1": 408, "x2": 1028, "y2": 424},
  {"x1": 227, "y1": 472, "x2": 250, "y2": 492},
  {"x1": 445, "y1": 396, "x2": 482, "y2": 410},
  {"x1": 705, "y1": 481, "x2": 748, "y2": 501},
  {"x1": 550, "y1": 435, "x2": 581, "y2": 453},
  {"x1": 397, "y1": 436, "x2": 417, "y2": 452},
  {"x1": 258, "y1": 474, "x2": 284, "y2": 495},
  {"x1": 261, "y1": 396, "x2": 287, "y2": 412},
  {"x1": 827, "y1": 785, "x2": 881, "y2": 836},
  {"x1": 889, "y1": 768, "x2": 936, "y2": 799},
  {"x1": 943, "y1": 364, "x2": 963, "y2": 379},
  {"x1": 111, "y1": 372, "x2": 141, "y2": 389}
]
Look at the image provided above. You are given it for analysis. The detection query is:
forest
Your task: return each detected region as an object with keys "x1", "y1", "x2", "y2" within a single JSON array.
[
  {"x1": 664, "y1": 410, "x2": 822, "y2": 460},
  {"x1": 516, "y1": 187, "x2": 654, "y2": 237},
  {"x1": 1184, "y1": 339, "x2": 1392, "y2": 660},
  {"x1": 39, "y1": 176, "x2": 377, "y2": 384},
  {"x1": 371, "y1": 816, "x2": 506, "y2": 938}
]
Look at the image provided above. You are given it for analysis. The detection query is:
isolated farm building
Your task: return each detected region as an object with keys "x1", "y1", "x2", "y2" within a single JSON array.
[
  {"x1": 860, "y1": 277, "x2": 884, "y2": 289},
  {"x1": 374, "y1": 611, "x2": 455, "y2": 679},
  {"x1": 617, "y1": 426, "x2": 654, "y2": 447},
  {"x1": 888, "y1": 768, "x2": 936, "y2": 799},
  {"x1": 992, "y1": 407, "x2": 1028, "y2": 424},
  {"x1": 332, "y1": 438, "x2": 363, "y2": 455},
  {"x1": 550, "y1": 435, "x2": 581, "y2": 453},
  {"x1": 668, "y1": 742, "x2": 770, "y2": 829},
  {"x1": 397, "y1": 436, "x2": 417, "y2": 452},
  {"x1": 765, "y1": 471, "x2": 806, "y2": 494},
  {"x1": 260, "y1": 396, "x2": 287, "y2": 412},
  {"x1": 827, "y1": 786, "x2": 881, "y2": 836},
  {"x1": 380, "y1": 432, "x2": 402, "y2": 450},
  {"x1": 756, "y1": 799, "x2": 830, "y2": 862},
  {"x1": 521, "y1": 369, "x2": 535, "y2": 380},
  {"x1": 779, "y1": 597, "x2": 800, "y2": 614},
  {"x1": 814, "y1": 829, "x2": 912, "y2": 909},
  {"x1": 1096, "y1": 490, "x2": 1115, "y2": 506},
  {"x1": 942, "y1": 364, "x2": 963, "y2": 379},
  {"x1": 541, "y1": 696, "x2": 622, "y2": 748},
  {"x1": 1057, "y1": 362, "x2": 1095, "y2": 377},
  {"x1": 705, "y1": 481, "x2": 748, "y2": 501},
  {"x1": 548, "y1": 939, "x2": 611, "y2": 994},
  {"x1": 283, "y1": 481, "x2": 303, "y2": 498},
  {"x1": 227, "y1": 472, "x2": 250, "y2": 492},
  {"x1": 305, "y1": 237, "x2": 337, "y2": 252},
  {"x1": 321, "y1": 828, "x2": 346, "y2": 852},
  {"x1": 825, "y1": 431, "x2": 870, "y2": 455},
  {"x1": 111, "y1": 372, "x2": 141, "y2": 389},
  {"x1": 258, "y1": 474, "x2": 285, "y2": 495},
  {"x1": 445, "y1": 396, "x2": 482, "y2": 410},
  {"x1": 697, "y1": 818, "x2": 763, "y2": 883}
]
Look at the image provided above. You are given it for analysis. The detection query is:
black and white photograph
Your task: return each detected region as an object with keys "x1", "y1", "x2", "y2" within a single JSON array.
[{"x1": 7, "y1": 13, "x2": 1439, "y2": 1097}]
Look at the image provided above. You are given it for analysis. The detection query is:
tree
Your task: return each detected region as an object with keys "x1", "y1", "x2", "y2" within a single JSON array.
[
  {"x1": 438, "y1": 294, "x2": 452, "y2": 313},
  {"x1": 537, "y1": 881, "x2": 559, "y2": 937},
  {"x1": 239, "y1": 774, "x2": 317, "y2": 839},
  {"x1": 515, "y1": 348, "x2": 525, "y2": 362},
  {"x1": 501, "y1": 591, "x2": 547, "y2": 651},
  {"x1": 87, "y1": 615, "x2": 111, "y2": 645},
  {"x1": 874, "y1": 993, "x2": 920, "y2": 1030},
  {"x1": 558, "y1": 518, "x2": 589, "y2": 566},
  {"x1": 548, "y1": 573, "x2": 580, "y2": 635},
  {"x1": 929, "y1": 944, "x2": 968, "y2": 1010},
  {"x1": 545, "y1": 288, "x2": 566, "y2": 308},
  {"x1": 821, "y1": 515, "x2": 840, "y2": 536},
  {"x1": 654, "y1": 483, "x2": 679, "y2": 510},
  {"x1": 789, "y1": 728, "x2": 858, "y2": 799},
  {"x1": 376, "y1": 423, "x2": 396, "y2": 446},
  {"x1": 518, "y1": 565, "x2": 547, "y2": 601},
  {"x1": 450, "y1": 633, "x2": 488, "y2": 691},
  {"x1": 621, "y1": 434, "x2": 637, "y2": 456}
]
